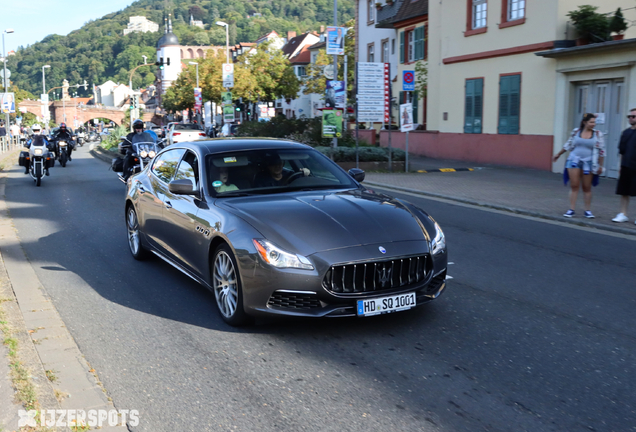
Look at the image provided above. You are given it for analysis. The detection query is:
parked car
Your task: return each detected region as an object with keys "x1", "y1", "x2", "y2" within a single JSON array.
[
  {"x1": 167, "y1": 123, "x2": 206, "y2": 146},
  {"x1": 124, "y1": 139, "x2": 448, "y2": 325}
]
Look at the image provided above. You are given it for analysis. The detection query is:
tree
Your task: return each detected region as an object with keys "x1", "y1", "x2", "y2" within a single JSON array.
[{"x1": 189, "y1": 6, "x2": 205, "y2": 21}]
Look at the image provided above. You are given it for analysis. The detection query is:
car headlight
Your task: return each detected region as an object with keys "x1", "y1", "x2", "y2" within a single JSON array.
[
  {"x1": 140, "y1": 150, "x2": 148, "y2": 158},
  {"x1": 34, "y1": 148, "x2": 43, "y2": 155},
  {"x1": 253, "y1": 239, "x2": 314, "y2": 270},
  {"x1": 148, "y1": 150, "x2": 156, "y2": 158},
  {"x1": 431, "y1": 222, "x2": 446, "y2": 255}
]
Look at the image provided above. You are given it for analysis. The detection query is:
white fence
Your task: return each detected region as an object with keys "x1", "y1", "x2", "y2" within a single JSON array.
[{"x1": 0, "y1": 136, "x2": 23, "y2": 154}]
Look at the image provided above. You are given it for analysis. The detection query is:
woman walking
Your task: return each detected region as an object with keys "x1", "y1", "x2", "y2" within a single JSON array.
[{"x1": 553, "y1": 113, "x2": 606, "y2": 218}]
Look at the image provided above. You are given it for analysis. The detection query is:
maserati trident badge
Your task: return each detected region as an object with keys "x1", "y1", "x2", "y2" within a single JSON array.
[{"x1": 379, "y1": 246, "x2": 386, "y2": 254}]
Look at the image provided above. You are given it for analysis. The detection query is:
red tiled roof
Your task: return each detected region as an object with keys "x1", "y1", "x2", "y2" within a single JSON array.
[{"x1": 290, "y1": 47, "x2": 311, "y2": 64}]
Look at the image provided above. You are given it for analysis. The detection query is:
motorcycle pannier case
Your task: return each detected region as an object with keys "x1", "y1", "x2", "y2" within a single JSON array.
[
  {"x1": 46, "y1": 152, "x2": 55, "y2": 168},
  {"x1": 111, "y1": 157, "x2": 124, "y2": 172},
  {"x1": 18, "y1": 151, "x2": 29, "y2": 167}
]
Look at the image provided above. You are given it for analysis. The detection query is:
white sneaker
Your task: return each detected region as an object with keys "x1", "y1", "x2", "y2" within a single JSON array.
[{"x1": 612, "y1": 213, "x2": 629, "y2": 223}]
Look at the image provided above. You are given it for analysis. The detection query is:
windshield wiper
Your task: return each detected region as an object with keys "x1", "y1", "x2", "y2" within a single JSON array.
[{"x1": 216, "y1": 191, "x2": 255, "y2": 197}]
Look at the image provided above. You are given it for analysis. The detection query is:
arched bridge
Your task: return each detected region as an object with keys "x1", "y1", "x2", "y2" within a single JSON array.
[{"x1": 18, "y1": 100, "x2": 164, "y2": 126}]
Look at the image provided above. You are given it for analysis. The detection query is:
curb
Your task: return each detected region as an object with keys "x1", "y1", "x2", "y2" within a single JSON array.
[
  {"x1": 365, "y1": 181, "x2": 636, "y2": 237},
  {"x1": 89, "y1": 144, "x2": 119, "y2": 164}
]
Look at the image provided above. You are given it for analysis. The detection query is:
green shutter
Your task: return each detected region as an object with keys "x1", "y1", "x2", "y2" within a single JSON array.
[
  {"x1": 414, "y1": 26, "x2": 425, "y2": 60},
  {"x1": 498, "y1": 75, "x2": 520, "y2": 135},
  {"x1": 465, "y1": 78, "x2": 483, "y2": 134},
  {"x1": 399, "y1": 32, "x2": 404, "y2": 63},
  {"x1": 423, "y1": 25, "x2": 427, "y2": 60},
  {"x1": 412, "y1": 91, "x2": 419, "y2": 124}
]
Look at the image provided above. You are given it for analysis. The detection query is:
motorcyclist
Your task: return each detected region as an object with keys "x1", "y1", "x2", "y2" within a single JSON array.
[
  {"x1": 51, "y1": 123, "x2": 75, "y2": 161},
  {"x1": 25, "y1": 124, "x2": 52, "y2": 176},
  {"x1": 121, "y1": 119, "x2": 155, "y2": 180}
]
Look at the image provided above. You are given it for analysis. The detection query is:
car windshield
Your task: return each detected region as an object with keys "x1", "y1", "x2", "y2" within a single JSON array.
[
  {"x1": 207, "y1": 148, "x2": 359, "y2": 196},
  {"x1": 175, "y1": 124, "x2": 203, "y2": 131}
]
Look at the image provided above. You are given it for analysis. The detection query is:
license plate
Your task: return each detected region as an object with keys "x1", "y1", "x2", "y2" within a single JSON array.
[{"x1": 357, "y1": 292, "x2": 416, "y2": 317}]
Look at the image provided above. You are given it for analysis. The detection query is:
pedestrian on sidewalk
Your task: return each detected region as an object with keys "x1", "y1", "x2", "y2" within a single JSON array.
[
  {"x1": 553, "y1": 113, "x2": 606, "y2": 219},
  {"x1": 611, "y1": 108, "x2": 636, "y2": 224}
]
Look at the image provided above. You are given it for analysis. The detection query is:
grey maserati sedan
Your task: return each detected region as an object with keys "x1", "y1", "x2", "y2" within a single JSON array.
[{"x1": 124, "y1": 139, "x2": 448, "y2": 325}]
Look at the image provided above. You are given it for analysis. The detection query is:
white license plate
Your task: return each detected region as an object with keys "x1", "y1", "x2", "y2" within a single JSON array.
[{"x1": 357, "y1": 292, "x2": 416, "y2": 317}]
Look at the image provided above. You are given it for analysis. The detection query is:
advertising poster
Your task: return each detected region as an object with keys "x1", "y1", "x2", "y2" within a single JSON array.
[
  {"x1": 221, "y1": 91, "x2": 232, "y2": 105},
  {"x1": 223, "y1": 105, "x2": 235, "y2": 123},
  {"x1": 400, "y1": 103, "x2": 414, "y2": 132},
  {"x1": 326, "y1": 27, "x2": 347, "y2": 55},
  {"x1": 194, "y1": 87, "x2": 202, "y2": 113},
  {"x1": 1, "y1": 93, "x2": 15, "y2": 114},
  {"x1": 322, "y1": 109, "x2": 343, "y2": 138},
  {"x1": 325, "y1": 81, "x2": 345, "y2": 109}
]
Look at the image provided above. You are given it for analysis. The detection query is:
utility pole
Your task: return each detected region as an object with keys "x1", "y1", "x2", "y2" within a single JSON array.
[{"x1": 332, "y1": 0, "x2": 338, "y2": 149}]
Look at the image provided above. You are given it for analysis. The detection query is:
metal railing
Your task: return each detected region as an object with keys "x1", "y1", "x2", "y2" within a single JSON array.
[{"x1": 0, "y1": 136, "x2": 23, "y2": 154}]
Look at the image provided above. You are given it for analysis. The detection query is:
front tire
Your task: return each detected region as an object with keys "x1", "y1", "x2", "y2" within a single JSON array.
[
  {"x1": 212, "y1": 244, "x2": 249, "y2": 326},
  {"x1": 59, "y1": 151, "x2": 67, "y2": 167},
  {"x1": 34, "y1": 163, "x2": 42, "y2": 187},
  {"x1": 126, "y1": 205, "x2": 150, "y2": 260}
]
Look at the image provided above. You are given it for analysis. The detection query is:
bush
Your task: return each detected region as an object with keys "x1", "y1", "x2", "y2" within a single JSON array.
[
  {"x1": 100, "y1": 125, "x2": 128, "y2": 151},
  {"x1": 609, "y1": 8, "x2": 628, "y2": 35},
  {"x1": 567, "y1": 5, "x2": 610, "y2": 43},
  {"x1": 315, "y1": 146, "x2": 405, "y2": 162}
]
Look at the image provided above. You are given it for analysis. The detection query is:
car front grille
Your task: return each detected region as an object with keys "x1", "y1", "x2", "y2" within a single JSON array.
[
  {"x1": 267, "y1": 292, "x2": 322, "y2": 309},
  {"x1": 323, "y1": 255, "x2": 429, "y2": 294}
]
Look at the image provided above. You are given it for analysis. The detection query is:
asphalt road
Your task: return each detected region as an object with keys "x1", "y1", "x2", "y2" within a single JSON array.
[{"x1": 4, "y1": 146, "x2": 636, "y2": 432}]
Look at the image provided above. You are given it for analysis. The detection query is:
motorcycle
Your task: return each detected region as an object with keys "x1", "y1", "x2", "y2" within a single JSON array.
[
  {"x1": 57, "y1": 139, "x2": 71, "y2": 167},
  {"x1": 114, "y1": 137, "x2": 164, "y2": 183},
  {"x1": 77, "y1": 131, "x2": 85, "y2": 147},
  {"x1": 19, "y1": 141, "x2": 54, "y2": 187}
]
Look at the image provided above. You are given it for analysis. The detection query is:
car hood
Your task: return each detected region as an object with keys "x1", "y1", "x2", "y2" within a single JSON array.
[{"x1": 216, "y1": 189, "x2": 429, "y2": 256}]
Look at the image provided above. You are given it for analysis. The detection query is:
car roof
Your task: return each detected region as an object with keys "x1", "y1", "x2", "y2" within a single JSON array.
[{"x1": 169, "y1": 138, "x2": 312, "y2": 154}]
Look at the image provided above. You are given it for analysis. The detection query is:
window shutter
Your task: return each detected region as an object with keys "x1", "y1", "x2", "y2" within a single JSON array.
[
  {"x1": 465, "y1": 78, "x2": 483, "y2": 134},
  {"x1": 413, "y1": 27, "x2": 421, "y2": 60},
  {"x1": 498, "y1": 75, "x2": 520, "y2": 135},
  {"x1": 423, "y1": 25, "x2": 427, "y2": 60},
  {"x1": 465, "y1": 80, "x2": 475, "y2": 134},
  {"x1": 399, "y1": 32, "x2": 404, "y2": 63},
  {"x1": 412, "y1": 91, "x2": 419, "y2": 124}
]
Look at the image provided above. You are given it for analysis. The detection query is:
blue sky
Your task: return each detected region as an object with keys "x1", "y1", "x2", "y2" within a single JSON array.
[{"x1": 3, "y1": 0, "x2": 136, "y2": 52}]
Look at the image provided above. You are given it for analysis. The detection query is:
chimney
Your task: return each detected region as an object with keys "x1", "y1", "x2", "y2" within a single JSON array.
[{"x1": 287, "y1": 31, "x2": 296, "y2": 40}]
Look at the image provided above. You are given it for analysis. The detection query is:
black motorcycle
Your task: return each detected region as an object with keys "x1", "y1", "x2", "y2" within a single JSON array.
[
  {"x1": 54, "y1": 137, "x2": 73, "y2": 167},
  {"x1": 113, "y1": 137, "x2": 164, "y2": 182}
]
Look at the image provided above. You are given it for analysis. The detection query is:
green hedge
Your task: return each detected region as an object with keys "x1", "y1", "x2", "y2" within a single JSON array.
[{"x1": 315, "y1": 146, "x2": 405, "y2": 162}]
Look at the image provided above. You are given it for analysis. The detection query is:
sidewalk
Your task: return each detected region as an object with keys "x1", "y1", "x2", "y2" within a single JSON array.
[{"x1": 364, "y1": 156, "x2": 636, "y2": 236}]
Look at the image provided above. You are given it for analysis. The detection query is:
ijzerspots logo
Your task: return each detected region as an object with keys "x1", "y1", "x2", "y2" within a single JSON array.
[{"x1": 18, "y1": 409, "x2": 140, "y2": 428}]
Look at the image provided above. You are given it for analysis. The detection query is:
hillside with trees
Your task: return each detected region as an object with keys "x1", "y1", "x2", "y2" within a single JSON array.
[{"x1": 6, "y1": 0, "x2": 354, "y2": 97}]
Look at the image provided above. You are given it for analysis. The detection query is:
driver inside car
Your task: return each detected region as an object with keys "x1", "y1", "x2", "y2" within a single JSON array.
[{"x1": 253, "y1": 153, "x2": 310, "y2": 188}]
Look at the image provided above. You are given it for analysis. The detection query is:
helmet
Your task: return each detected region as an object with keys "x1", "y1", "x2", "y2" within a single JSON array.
[
  {"x1": 132, "y1": 119, "x2": 144, "y2": 130},
  {"x1": 31, "y1": 124, "x2": 42, "y2": 133},
  {"x1": 60, "y1": 122, "x2": 67, "y2": 130}
]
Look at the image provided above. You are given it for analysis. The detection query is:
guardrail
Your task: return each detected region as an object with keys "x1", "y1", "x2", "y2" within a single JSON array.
[{"x1": 0, "y1": 136, "x2": 23, "y2": 154}]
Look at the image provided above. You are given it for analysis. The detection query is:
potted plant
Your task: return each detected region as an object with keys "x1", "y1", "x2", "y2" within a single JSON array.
[
  {"x1": 375, "y1": 2, "x2": 383, "y2": 10},
  {"x1": 609, "y1": 8, "x2": 628, "y2": 40},
  {"x1": 567, "y1": 5, "x2": 610, "y2": 45}
]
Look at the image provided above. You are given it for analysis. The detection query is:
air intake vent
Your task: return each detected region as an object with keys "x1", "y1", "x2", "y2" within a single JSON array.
[{"x1": 268, "y1": 292, "x2": 322, "y2": 309}]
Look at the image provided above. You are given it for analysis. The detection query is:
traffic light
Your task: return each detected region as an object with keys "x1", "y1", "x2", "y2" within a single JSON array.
[{"x1": 156, "y1": 57, "x2": 165, "y2": 70}]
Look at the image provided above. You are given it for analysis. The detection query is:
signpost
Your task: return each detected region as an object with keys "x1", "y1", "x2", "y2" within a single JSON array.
[
  {"x1": 222, "y1": 63, "x2": 234, "y2": 88},
  {"x1": 400, "y1": 102, "x2": 414, "y2": 172},
  {"x1": 402, "y1": 70, "x2": 415, "y2": 92},
  {"x1": 356, "y1": 62, "x2": 390, "y2": 123}
]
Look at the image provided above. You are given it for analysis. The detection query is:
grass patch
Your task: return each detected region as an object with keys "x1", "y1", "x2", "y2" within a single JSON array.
[{"x1": 45, "y1": 369, "x2": 57, "y2": 383}]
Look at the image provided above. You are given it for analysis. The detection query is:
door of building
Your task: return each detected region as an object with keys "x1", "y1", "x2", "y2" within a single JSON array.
[{"x1": 573, "y1": 80, "x2": 623, "y2": 178}]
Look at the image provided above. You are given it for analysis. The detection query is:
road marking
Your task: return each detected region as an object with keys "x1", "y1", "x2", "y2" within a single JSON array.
[
  {"x1": 446, "y1": 275, "x2": 454, "y2": 280},
  {"x1": 371, "y1": 185, "x2": 636, "y2": 241},
  {"x1": 416, "y1": 168, "x2": 475, "y2": 173}
]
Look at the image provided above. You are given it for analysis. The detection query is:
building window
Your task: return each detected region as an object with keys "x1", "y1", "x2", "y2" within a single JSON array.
[
  {"x1": 297, "y1": 66, "x2": 306, "y2": 77},
  {"x1": 381, "y1": 39, "x2": 389, "y2": 62},
  {"x1": 464, "y1": 78, "x2": 483, "y2": 134},
  {"x1": 473, "y1": 0, "x2": 487, "y2": 29},
  {"x1": 368, "y1": 43, "x2": 375, "y2": 62},
  {"x1": 391, "y1": 38, "x2": 395, "y2": 54},
  {"x1": 508, "y1": 0, "x2": 525, "y2": 20},
  {"x1": 498, "y1": 74, "x2": 521, "y2": 135},
  {"x1": 407, "y1": 30, "x2": 414, "y2": 62},
  {"x1": 368, "y1": 0, "x2": 375, "y2": 23}
]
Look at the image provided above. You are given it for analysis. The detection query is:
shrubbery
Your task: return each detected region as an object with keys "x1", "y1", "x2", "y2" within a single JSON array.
[
  {"x1": 315, "y1": 146, "x2": 405, "y2": 162},
  {"x1": 99, "y1": 126, "x2": 129, "y2": 151}
]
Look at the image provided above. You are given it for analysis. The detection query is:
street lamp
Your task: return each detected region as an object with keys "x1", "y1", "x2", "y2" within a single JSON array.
[
  {"x1": 215, "y1": 21, "x2": 230, "y2": 65},
  {"x1": 142, "y1": 55, "x2": 147, "y2": 65},
  {"x1": 2, "y1": 29, "x2": 14, "y2": 130}
]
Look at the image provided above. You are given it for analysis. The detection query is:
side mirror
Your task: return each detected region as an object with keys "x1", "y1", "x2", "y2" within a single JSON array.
[
  {"x1": 348, "y1": 168, "x2": 365, "y2": 183},
  {"x1": 169, "y1": 179, "x2": 197, "y2": 195}
]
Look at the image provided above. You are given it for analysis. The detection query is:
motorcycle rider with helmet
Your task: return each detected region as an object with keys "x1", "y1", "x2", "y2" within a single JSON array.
[
  {"x1": 25, "y1": 124, "x2": 52, "y2": 176},
  {"x1": 121, "y1": 119, "x2": 155, "y2": 181},
  {"x1": 51, "y1": 123, "x2": 76, "y2": 161}
]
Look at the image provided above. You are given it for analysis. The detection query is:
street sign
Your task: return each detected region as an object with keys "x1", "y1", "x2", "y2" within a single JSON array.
[
  {"x1": 402, "y1": 70, "x2": 415, "y2": 91},
  {"x1": 323, "y1": 64, "x2": 335, "y2": 80},
  {"x1": 400, "y1": 103, "x2": 414, "y2": 132},
  {"x1": 41, "y1": 94, "x2": 49, "y2": 103},
  {"x1": 357, "y1": 62, "x2": 390, "y2": 123},
  {"x1": 222, "y1": 63, "x2": 234, "y2": 88},
  {"x1": 194, "y1": 87, "x2": 202, "y2": 113},
  {"x1": 223, "y1": 105, "x2": 235, "y2": 122},
  {"x1": 0, "y1": 69, "x2": 10, "y2": 79}
]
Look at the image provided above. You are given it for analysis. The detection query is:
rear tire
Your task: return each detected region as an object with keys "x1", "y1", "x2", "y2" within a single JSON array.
[
  {"x1": 126, "y1": 205, "x2": 150, "y2": 260},
  {"x1": 212, "y1": 244, "x2": 249, "y2": 326}
]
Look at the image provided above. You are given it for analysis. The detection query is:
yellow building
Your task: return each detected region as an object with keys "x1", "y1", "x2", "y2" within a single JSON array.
[{"x1": 422, "y1": 0, "x2": 636, "y2": 174}]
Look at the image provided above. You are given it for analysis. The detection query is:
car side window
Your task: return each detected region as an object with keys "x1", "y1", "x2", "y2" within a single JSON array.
[
  {"x1": 175, "y1": 151, "x2": 199, "y2": 189},
  {"x1": 151, "y1": 149, "x2": 186, "y2": 183}
]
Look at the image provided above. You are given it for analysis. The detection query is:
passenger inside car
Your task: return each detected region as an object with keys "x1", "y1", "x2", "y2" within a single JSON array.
[{"x1": 213, "y1": 167, "x2": 239, "y2": 193}]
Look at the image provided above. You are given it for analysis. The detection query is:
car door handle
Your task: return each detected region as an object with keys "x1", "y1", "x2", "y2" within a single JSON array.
[
  {"x1": 164, "y1": 200, "x2": 172, "y2": 209},
  {"x1": 138, "y1": 184, "x2": 146, "y2": 194}
]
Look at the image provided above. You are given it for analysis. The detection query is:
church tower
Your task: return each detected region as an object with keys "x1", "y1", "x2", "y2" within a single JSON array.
[{"x1": 156, "y1": 15, "x2": 181, "y2": 99}]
